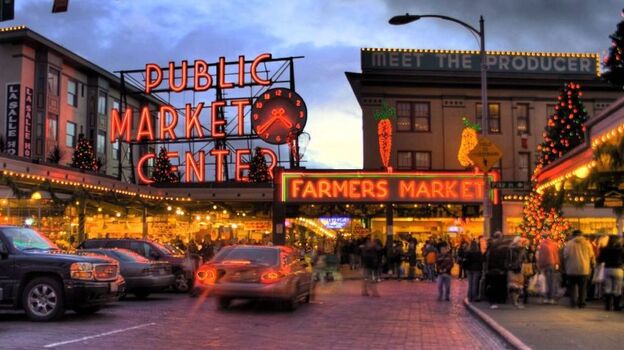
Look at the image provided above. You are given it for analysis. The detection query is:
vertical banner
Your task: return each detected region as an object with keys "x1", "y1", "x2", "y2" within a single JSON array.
[
  {"x1": 23, "y1": 87, "x2": 33, "y2": 158},
  {"x1": 5, "y1": 84, "x2": 20, "y2": 156}
]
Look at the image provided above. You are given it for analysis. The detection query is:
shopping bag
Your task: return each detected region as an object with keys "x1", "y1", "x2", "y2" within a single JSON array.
[
  {"x1": 528, "y1": 274, "x2": 540, "y2": 294},
  {"x1": 592, "y1": 263, "x2": 605, "y2": 284},
  {"x1": 537, "y1": 273, "x2": 547, "y2": 295}
]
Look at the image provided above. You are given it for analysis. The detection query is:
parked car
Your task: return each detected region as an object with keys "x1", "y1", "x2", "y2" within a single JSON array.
[
  {"x1": 192, "y1": 245, "x2": 313, "y2": 310},
  {"x1": 78, "y1": 248, "x2": 175, "y2": 299},
  {"x1": 79, "y1": 238, "x2": 195, "y2": 292},
  {"x1": 0, "y1": 226, "x2": 124, "y2": 321}
]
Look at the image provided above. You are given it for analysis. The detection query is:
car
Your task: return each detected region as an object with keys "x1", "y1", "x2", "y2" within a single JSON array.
[
  {"x1": 78, "y1": 248, "x2": 175, "y2": 299},
  {"x1": 79, "y1": 238, "x2": 195, "y2": 292},
  {"x1": 192, "y1": 245, "x2": 313, "y2": 310},
  {"x1": 0, "y1": 226, "x2": 125, "y2": 321}
]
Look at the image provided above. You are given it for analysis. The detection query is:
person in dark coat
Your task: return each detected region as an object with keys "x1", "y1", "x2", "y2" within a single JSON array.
[
  {"x1": 464, "y1": 240, "x2": 484, "y2": 302},
  {"x1": 597, "y1": 236, "x2": 624, "y2": 311},
  {"x1": 361, "y1": 237, "x2": 381, "y2": 297},
  {"x1": 407, "y1": 238, "x2": 417, "y2": 280},
  {"x1": 391, "y1": 240, "x2": 404, "y2": 280},
  {"x1": 485, "y1": 231, "x2": 509, "y2": 309}
]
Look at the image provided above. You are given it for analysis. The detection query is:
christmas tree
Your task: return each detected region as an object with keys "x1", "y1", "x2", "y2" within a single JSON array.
[
  {"x1": 536, "y1": 82, "x2": 588, "y2": 171},
  {"x1": 152, "y1": 147, "x2": 179, "y2": 183},
  {"x1": 70, "y1": 134, "x2": 97, "y2": 171},
  {"x1": 603, "y1": 9, "x2": 624, "y2": 88},
  {"x1": 519, "y1": 190, "x2": 570, "y2": 243},
  {"x1": 249, "y1": 147, "x2": 270, "y2": 182}
]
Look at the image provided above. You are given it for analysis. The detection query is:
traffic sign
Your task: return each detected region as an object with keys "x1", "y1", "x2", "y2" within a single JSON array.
[
  {"x1": 468, "y1": 136, "x2": 503, "y2": 172},
  {"x1": 490, "y1": 181, "x2": 529, "y2": 190}
]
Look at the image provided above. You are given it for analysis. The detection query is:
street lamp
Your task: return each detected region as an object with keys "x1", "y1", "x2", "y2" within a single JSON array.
[{"x1": 389, "y1": 13, "x2": 492, "y2": 237}]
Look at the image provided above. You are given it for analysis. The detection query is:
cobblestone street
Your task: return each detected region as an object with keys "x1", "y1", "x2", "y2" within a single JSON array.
[{"x1": 0, "y1": 280, "x2": 507, "y2": 350}]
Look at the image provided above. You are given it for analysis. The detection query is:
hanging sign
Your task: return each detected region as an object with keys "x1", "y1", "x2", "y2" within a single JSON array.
[
  {"x1": 23, "y1": 87, "x2": 33, "y2": 158},
  {"x1": 5, "y1": 83, "x2": 19, "y2": 155},
  {"x1": 111, "y1": 54, "x2": 307, "y2": 184}
]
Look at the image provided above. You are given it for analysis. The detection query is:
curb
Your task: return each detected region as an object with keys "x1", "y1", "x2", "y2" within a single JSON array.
[{"x1": 463, "y1": 298, "x2": 532, "y2": 350}]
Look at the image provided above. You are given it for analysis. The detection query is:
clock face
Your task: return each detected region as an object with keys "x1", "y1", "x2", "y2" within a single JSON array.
[{"x1": 251, "y1": 88, "x2": 307, "y2": 145}]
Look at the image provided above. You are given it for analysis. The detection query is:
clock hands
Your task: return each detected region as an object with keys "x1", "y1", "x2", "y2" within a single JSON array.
[{"x1": 256, "y1": 107, "x2": 293, "y2": 134}]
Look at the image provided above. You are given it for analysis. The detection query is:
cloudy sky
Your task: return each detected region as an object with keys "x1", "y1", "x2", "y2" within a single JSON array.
[{"x1": 10, "y1": 0, "x2": 624, "y2": 169}]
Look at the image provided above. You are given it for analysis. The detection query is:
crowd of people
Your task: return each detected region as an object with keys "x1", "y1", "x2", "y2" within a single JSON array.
[{"x1": 343, "y1": 230, "x2": 624, "y2": 311}]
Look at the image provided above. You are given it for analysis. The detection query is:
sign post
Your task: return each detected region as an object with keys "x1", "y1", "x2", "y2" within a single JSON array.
[{"x1": 468, "y1": 136, "x2": 503, "y2": 237}]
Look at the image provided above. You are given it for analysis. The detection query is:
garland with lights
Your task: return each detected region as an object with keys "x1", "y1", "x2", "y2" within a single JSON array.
[
  {"x1": 457, "y1": 117, "x2": 481, "y2": 167},
  {"x1": 152, "y1": 147, "x2": 179, "y2": 183},
  {"x1": 70, "y1": 134, "x2": 98, "y2": 171},
  {"x1": 374, "y1": 102, "x2": 395, "y2": 169},
  {"x1": 249, "y1": 147, "x2": 270, "y2": 183},
  {"x1": 603, "y1": 8, "x2": 624, "y2": 88}
]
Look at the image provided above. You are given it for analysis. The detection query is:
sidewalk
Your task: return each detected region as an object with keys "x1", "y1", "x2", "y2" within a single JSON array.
[{"x1": 466, "y1": 297, "x2": 624, "y2": 350}]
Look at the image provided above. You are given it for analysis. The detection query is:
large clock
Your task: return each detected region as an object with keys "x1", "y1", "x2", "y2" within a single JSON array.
[{"x1": 251, "y1": 88, "x2": 307, "y2": 145}]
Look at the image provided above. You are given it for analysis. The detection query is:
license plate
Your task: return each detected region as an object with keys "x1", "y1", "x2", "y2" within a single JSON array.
[{"x1": 110, "y1": 282, "x2": 118, "y2": 293}]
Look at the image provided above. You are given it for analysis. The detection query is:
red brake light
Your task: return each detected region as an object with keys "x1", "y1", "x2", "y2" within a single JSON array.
[
  {"x1": 197, "y1": 268, "x2": 217, "y2": 284},
  {"x1": 261, "y1": 270, "x2": 284, "y2": 284}
]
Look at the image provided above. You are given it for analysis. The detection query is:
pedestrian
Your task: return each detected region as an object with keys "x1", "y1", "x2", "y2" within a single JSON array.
[
  {"x1": 597, "y1": 235, "x2": 623, "y2": 311},
  {"x1": 360, "y1": 237, "x2": 380, "y2": 297},
  {"x1": 485, "y1": 231, "x2": 508, "y2": 309},
  {"x1": 456, "y1": 239, "x2": 468, "y2": 280},
  {"x1": 537, "y1": 230, "x2": 560, "y2": 304},
  {"x1": 507, "y1": 237, "x2": 528, "y2": 309},
  {"x1": 424, "y1": 241, "x2": 438, "y2": 282},
  {"x1": 436, "y1": 242, "x2": 453, "y2": 301},
  {"x1": 391, "y1": 240, "x2": 404, "y2": 280},
  {"x1": 464, "y1": 240, "x2": 484, "y2": 302},
  {"x1": 563, "y1": 229, "x2": 595, "y2": 308},
  {"x1": 407, "y1": 238, "x2": 417, "y2": 280}
]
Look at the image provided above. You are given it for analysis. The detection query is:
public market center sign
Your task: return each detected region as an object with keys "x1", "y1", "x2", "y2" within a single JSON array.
[{"x1": 361, "y1": 48, "x2": 599, "y2": 76}]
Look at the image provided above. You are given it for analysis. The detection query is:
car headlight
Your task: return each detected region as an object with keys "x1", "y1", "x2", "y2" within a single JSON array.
[{"x1": 70, "y1": 262, "x2": 94, "y2": 280}]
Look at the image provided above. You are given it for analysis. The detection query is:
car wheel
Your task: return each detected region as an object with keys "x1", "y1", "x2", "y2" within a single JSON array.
[
  {"x1": 73, "y1": 306, "x2": 101, "y2": 315},
  {"x1": 173, "y1": 274, "x2": 190, "y2": 293},
  {"x1": 217, "y1": 297, "x2": 230, "y2": 310},
  {"x1": 133, "y1": 290, "x2": 150, "y2": 300},
  {"x1": 22, "y1": 277, "x2": 65, "y2": 322}
]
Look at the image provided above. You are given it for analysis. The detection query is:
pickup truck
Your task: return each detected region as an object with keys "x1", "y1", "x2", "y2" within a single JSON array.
[{"x1": 0, "y1": 226, "x2": 125, "y2": 321}]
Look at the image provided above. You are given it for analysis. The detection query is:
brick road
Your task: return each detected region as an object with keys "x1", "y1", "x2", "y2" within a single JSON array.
[{"x1": 0, "y1": 280, "x2": 508, "y2": 350}]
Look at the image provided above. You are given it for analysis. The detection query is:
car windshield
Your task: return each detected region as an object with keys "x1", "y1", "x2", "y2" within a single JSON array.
[
  {"x1": 114, "y1": 249, "x2": 150, "y2": 263},
  {"x1": 3, "y1": 227, "x2": 58, "y2": 251},
  {"x1": 213, "y1": 247, "x2": 278, "y2": 266},
  {"x1": 153, "y1": 242, "x2": 180, "y2": 256}
]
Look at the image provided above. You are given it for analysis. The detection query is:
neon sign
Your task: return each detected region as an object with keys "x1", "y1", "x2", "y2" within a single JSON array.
[
  {"x1": 319, "y1": 217, "x2": 350, "y2": 229},
  {"x1": 280, "y1": 171, "x2": 499, "y2": 204},
  {"x1": 111, "y1": 54, "x2": 306, "y2": 184}
]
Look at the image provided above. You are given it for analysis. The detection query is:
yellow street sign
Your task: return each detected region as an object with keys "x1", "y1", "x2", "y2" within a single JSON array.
[{"x1": 468, "y1": 136, "x2": 503, "y2": 172}]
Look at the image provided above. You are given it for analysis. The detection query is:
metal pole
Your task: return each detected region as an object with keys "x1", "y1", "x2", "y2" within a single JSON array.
[{"x1": 479, "y1": 16, "x2": 491, "y2": 238}]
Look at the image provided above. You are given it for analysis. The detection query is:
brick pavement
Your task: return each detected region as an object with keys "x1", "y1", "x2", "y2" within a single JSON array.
[
  {"x1": 470, "y1": 298, "x2": 624, "y2": 350},
  {"x1": 0, "y1": 280, "x2": 508, "y2": 350}
]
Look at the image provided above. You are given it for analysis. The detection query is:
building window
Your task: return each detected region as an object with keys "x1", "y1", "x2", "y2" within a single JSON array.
[
  {"x1": 414, "y1": 151, "x2": 431, "y2": 170},
  {"x1": 67, "y1": 79, "x2": 77, "y2": 107},
  {"x1": 66, "y1": 122, "x2": 76, "y2": 148},
  {"x1": 112, "y1": 99, "x2": 120, "y2": 113},
  {"x1": 518, "y1": 152, "x2": 530, "y2": 181},
  {"x1": 97, "y1": 131, "x2": 106, "y2": 155},
  {"x1": 476, "y1": 103, "x2": 501, "y2": 133},
  {"x1": 516, "y1": 103, "x2": 529, "y2": 135},
  {"x1": 112, "y1": 140, "x2": 120, "y2": 161},
  {"x1": 47, "y1": 68, "x2": 59, "y2": 96},
  {"x1": 47, "y1": 114, "x2": 58, "y2": 141},
  {"x1": 397, "y1": 151, "x2": 412, "y2": 169},
  {"x1": 98, "y1": 92, "x2": 107, "y2": 115},
  {"x1": 396, "y1": 102, "x2": 430, "y2": 132}
]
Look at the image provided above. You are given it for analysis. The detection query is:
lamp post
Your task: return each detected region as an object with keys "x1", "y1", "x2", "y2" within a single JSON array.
[{"x1": 389, "y1": 13, "x2": 492, "y2": 237}]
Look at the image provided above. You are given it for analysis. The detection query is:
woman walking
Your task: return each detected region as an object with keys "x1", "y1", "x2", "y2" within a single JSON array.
[
  {"x1": 597, "y1": 236, "x2": 624, "y2": 311},
  {"x1": 464, "y1": 240, "x2": 484, "y2": 302}
]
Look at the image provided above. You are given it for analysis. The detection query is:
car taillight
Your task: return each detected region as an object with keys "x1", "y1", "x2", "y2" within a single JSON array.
[
  {"x1": 261, "y1": 270, "x2": 284, "y2": 284},
  {"x1": 197, "y1": 268, "x2": 217, "y2": 284}
]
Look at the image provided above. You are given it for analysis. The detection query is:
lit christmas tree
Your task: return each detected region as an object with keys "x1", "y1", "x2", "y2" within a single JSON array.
[
  {"x1": 249, "y1": 147, "x2": 270, "y2": 183},
  {"x1": 152, "y1": 147, "x2": 178, "y2": 183},
  {"x1": 536, "y1": 82, "x2": 588, "y2": 170},
  {"x1": 603, "y1": 8, "x2": 624, "y2": 88},
  {"x1": 519, "y1": 190, "x2": 570, "y2": 243},
  {"x1": 70, "y1": 134, "x2": 97, "y2": 171}
]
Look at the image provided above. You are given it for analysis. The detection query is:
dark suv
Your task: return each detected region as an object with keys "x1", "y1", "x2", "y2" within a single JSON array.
[
  {"x1": 0, "y1": 226, "x2": 125, "y2": 321},
  {"x1": 79, "y1": 238, "x2": 195, "y2": 292}
]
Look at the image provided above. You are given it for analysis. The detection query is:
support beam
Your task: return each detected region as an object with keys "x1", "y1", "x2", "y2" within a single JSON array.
[{"x1": 386, "y1": 204, "x2": 394, "y2": 257}]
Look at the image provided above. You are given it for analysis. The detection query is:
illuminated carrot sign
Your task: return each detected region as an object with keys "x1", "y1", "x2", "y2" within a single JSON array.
[
  {"x1": 110, "y1": 54, "x2": 306, "y2": 184},
  {"x1": 280, "y1": 171, "x2": 499, "y2": 204},
  {"x1": 374, "y1": 102, "x2": 394, "y2": 169}
]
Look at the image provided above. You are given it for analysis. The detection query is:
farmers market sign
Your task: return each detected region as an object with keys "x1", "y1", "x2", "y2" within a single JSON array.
[{"x1": 279, "y1": 171, "x2": 499, "y2": 204}]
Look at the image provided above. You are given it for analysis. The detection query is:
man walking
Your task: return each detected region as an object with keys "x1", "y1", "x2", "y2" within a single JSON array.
[
  {"x1": 564, "y1": 230, "x2": 595, "y2": 308},
  {"x1": 436, "y1": 242, "x2": 454, "y2": 301},
  {"x1": 361, "y1": 237, "x2": 380, "y2": 297},
  {"x1": 537, "y1": 230, "x2": 560, "y2": 304}
]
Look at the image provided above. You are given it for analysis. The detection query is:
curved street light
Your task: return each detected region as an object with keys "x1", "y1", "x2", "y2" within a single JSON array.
[{"x1": 389, "y1": 13, "x2": 493, "y2": 236}]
